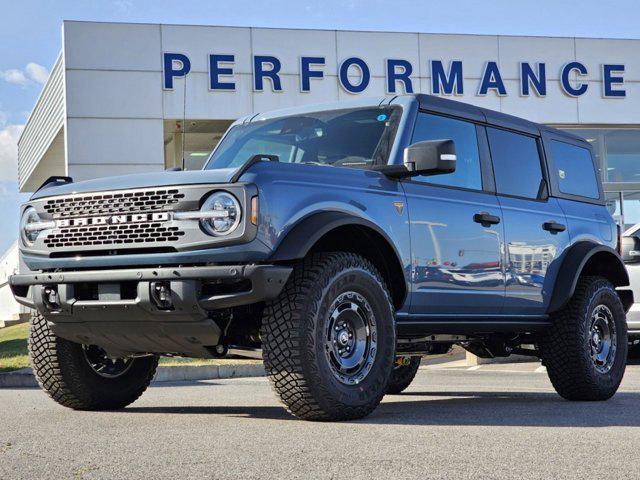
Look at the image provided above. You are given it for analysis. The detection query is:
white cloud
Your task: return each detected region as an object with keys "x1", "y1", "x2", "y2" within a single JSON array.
[
  {"x1": 25, "y1": 63, "x2": 49, "y2": 84},
  {"x1": 0, "y1": 62, "x2": 49, "y2": 86},
  {"x1": 1, "y1": 69, "x2": 28, "y2": 86},
  {"x1": 0, "y1": 121, "x2": 24, "y2": 184}
]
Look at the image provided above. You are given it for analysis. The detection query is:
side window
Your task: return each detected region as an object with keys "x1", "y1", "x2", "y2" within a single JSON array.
[
  {"x1": 487, "y1": 127, "x2": 544, "y2": 199},
  {"x1": 550, "y1": 140, "x2": 600, "y2": 199},
  {"x1": 411, "y1": 112, "x2": 482, "y2": 190}
]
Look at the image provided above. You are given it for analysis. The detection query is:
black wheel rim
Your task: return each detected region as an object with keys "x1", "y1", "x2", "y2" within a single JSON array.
[
  {"x1": 589, "y1": 304, "x2": 617, "y2": 374},
  {"x1": 324, "y1": 291, "x2": 377, "y2": 385},
  {"x1": 82, "y1": 345, "x2": 133, "y2": 378}
]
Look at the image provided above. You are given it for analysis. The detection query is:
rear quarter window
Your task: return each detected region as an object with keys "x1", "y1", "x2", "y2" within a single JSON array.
[{"x1": 550, "y1": 140, "x2": 600, "y2": 199}]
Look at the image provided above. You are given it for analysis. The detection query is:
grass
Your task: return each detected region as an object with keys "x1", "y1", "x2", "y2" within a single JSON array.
[
  {"x1": 0, "y1": 323, "x2": 29, "y2": 373},
  {"x1": 0, "y1": 321, "x2": 259, "y2": 373}
]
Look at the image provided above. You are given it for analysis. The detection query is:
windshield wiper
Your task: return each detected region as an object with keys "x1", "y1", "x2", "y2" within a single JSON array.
[{"x1": 230, "y1": 154, "x2": 280, "y2": 183}]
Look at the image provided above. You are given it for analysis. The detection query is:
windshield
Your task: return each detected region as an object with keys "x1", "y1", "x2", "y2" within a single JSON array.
[{"x1": 205, "y1": 106, "x2": 401, "y2": 171}]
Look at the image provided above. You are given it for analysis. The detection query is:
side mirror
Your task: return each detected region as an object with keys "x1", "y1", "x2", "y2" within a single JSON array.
[
  {"x1": 373, "y1": 139, "x2": 456, "y2": 179},
  {"x1": 621, "y1": 236, "x2": 640, "y2": 263},
  {"x1": 404, "y1": 139, "x2": 456, "y2": 177}
]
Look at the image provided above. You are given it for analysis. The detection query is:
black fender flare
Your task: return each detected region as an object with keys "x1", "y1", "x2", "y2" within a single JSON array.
[
  {"x1": 269, "y1": 211, "x2": 404, "y2": 265},
  {"x1": 269, "y1": 211, "x2": 408, "y2": 309},
  {"x1": 547, "y1": 241, "x2": 630, "y2": 313}
]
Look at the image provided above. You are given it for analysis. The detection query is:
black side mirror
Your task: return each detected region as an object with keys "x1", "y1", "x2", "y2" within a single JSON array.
[
  {"x1": 621, "y1": 235, "x2": 640, "y2": 263},
  {"x1": 373, "y1": 139, "x2": 456, "y2": 179},
  {"x1": 404, "y1": 139, "x2": 456, "y2": 177}
]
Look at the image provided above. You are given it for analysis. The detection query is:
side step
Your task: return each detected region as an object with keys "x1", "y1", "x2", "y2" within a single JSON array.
[{"x1": 396, "y1": 316, "x2": 552, "y2": 338}]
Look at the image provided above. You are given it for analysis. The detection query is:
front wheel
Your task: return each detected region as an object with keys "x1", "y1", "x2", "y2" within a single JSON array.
[
  {"x1": 261, "y1": 253, "x2": 396, "y2": 421},
  {"x1": 29, "y1": 313, "x2": 159, "y2": 410},
  {"x1": 541, "y1": 276, "x2": 627, "y2": 401}
]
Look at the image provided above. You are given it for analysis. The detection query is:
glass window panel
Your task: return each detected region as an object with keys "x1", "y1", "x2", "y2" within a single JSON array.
[
  {"x1": 487, "y1": 128, "x2": 543, "y2": 199},
  {"x1": 557, "y1": 128, "x2": 640, "y2": 183},
  {"x1": 622, "y1": 191, "x2": 640, "y2": 231},
  {"x1": 410, "y1": 113, "x2": 482, "y2": 190},
  {"x1": 550, "y1": 140, "x2": 599, "y2": 199}
]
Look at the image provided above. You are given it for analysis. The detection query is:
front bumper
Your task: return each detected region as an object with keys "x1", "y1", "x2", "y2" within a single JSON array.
[{"x1": 9, "y1": 264, "x2": 291, "y2": 357}]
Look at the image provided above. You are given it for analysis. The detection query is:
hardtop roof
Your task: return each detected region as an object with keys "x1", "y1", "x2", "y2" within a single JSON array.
[{"x1": 241, "y1": 93, "x2": 585, "y2": 144}]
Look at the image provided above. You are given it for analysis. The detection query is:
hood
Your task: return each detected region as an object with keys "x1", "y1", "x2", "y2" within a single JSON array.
[{"x1": 30, "y1": 168, "x2": 237, "y2": 200}]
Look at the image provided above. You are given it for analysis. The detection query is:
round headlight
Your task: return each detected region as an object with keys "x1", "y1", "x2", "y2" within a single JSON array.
[
  {"x1": 200, "y1": 191, "x2": 241, "y2": 236},
  {"x1": 20, "y1": 206, "x2": 42, "y2": 245}
]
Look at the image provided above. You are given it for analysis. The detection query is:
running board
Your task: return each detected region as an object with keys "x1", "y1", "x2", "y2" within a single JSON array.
[{"x1": 396, "y1": 316, "x2": 552, "y2": 338}]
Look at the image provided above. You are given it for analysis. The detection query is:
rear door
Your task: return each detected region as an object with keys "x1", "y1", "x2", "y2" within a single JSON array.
[
  {"x1": 486, "y1": 127, "x2": 571, "y2": 315},
  {"x1": 405, "y1": 111, "x2": 505, "y2": 315}
]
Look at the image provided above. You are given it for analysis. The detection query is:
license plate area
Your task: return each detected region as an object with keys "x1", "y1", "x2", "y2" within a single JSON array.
[{"x1": 74, "y1": 282, "x2": 138, "y2": 301}]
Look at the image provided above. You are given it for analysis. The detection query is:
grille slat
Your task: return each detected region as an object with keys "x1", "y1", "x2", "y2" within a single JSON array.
[
  {"x1": 43, "y1": 189, "x2": 185, "y2": 219},
  {"x1": 41, "y1": 188, "x2": 188, "y2": 249},
  {"x1": 44, "y1": 224, "x2": 185, "y2": 248}
]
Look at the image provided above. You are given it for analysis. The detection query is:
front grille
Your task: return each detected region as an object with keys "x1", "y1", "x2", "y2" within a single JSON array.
[
  {"x1": 44, "y1": 223, "x2": 185, "y2": 248},
  {"x1": 43, "y1": 189, "x2": 185, "y2": 219}
]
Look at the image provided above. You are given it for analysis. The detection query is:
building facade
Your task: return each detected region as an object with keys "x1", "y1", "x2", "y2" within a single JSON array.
[{"x1": 18, "y1": 21, "x2": 640, "y2": 228}]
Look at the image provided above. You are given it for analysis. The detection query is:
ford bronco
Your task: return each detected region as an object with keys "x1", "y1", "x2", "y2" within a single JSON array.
[{"x1": 10, "y1": 94, "x2": 632, "y2": 421}]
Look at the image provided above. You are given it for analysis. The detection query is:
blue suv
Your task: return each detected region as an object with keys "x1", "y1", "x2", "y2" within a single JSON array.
[{"x1": 10, "y1": 94, "x2": 632, "y2": 421}]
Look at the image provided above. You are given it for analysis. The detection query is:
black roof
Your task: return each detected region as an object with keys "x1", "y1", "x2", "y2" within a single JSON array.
[{"x1": 412, "y1": 94, "x2": 585, "y2": 143}]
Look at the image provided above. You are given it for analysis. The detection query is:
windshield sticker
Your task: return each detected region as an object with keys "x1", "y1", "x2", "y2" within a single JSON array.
[{"x1": 377, "y1": 114, "x2": 387, "y2": 122}]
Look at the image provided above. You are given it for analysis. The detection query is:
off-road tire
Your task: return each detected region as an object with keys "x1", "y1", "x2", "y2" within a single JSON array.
[
  {"x1": 29, "y1": 313, "x2": 159, "y2": 410},
  {"x1": 386, "y1": 357, "x2": 421, "y2": 394},
  {"x1": 541, "y1": 276, "x2": 627, "y2": 401},
  {"x1": 261, "y1": 252, "x2": 396, "y2": 421}
]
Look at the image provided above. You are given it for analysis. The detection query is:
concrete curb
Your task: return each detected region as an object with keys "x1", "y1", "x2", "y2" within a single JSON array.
[
  {"x1": 0, "y1": 363, "x2": 266, "y2": 389},
  {"x1": 152, "y1": 363, "x2": 265, "y2": 383},
  {"x1": 0, "y1": 368, "x2": 37, "y2": 388}
]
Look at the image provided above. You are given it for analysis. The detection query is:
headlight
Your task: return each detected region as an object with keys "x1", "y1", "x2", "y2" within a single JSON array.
[
  {"x1": 199, "y1": 191, "x2": 241, "y2": 236},
  {"x1": 20, "y1": 206, "x2": 53, "y2": 245}
]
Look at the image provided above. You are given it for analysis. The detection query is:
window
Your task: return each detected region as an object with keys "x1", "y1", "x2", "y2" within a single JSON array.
[
  {"x1": 550, "y1": 140, "x2": 599, "y2": 199},
  {"x1": 558, "y1": 127, "x2": 640, "y2": 183},
  {"x1": 488, "y1": 128, "x2": 543, "y2": 199},
  {"x1": 206, "y1": 107, "x2": 400, "y2": 171},
  {"x1": 411, "y1": 112, "x2": 482, "y2": 190}
]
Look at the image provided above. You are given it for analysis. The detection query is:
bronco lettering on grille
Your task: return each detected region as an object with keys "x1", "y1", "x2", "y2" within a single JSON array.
[{"x1": 55, "y1": 212, "x2": 170, "y2": 228}]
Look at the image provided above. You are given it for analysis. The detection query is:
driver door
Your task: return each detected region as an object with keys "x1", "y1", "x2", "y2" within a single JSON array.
[{"x1": 405, "y1": 112, "x2": 505, "y2": 315}]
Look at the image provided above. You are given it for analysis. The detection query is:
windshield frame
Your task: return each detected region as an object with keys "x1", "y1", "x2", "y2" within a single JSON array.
[{"x1": 203, "y1": 105, "x2": 403, "y2": 172}]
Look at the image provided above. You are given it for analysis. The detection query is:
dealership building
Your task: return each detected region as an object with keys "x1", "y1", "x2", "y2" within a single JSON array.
[{"x1": 17, "y1": 20, "x2": 640, "y2": 228}]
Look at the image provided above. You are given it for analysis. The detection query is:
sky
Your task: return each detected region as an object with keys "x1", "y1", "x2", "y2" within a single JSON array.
[{"x1": 1, "y1": 0, "x2": 640, "y2": 252}]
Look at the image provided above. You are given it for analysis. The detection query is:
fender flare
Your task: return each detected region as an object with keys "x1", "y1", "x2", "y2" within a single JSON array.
[
  {"x1": 269, "y1": 211, "x2": 408, "y2": 308},
  {"x1": 269, "y1": 211, "x2": 404, "y2": 265},
  {"x1": 547, "y1": 241, "x2": 630, "y2": 313}
]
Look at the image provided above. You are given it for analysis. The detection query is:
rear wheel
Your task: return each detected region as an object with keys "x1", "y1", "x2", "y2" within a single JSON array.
[
  {"x1": 29, "y1": 313, "x2": 158, "y2": 410},
  {"x1": 261, "y1": 252, "x2": 396, "y2": 421},
  {"x1": 542, "y1": 276, "x2": 627, "y2": 401},
  {"x1": 386, "y1": 356, "x2": 421, "y2": 394}
]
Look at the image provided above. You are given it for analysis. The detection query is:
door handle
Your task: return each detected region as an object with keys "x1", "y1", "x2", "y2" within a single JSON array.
[
  {"x1": 473, "y1": 212, "x2": 501, "y2": 226},
  {"x1": 542, "y1": 221, "x2": 566, "y2": 233}
]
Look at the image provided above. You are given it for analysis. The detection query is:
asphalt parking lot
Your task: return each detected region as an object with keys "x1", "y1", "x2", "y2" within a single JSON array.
[{"x1": 2, "y1": 361, "x2": 640, "y2": 480}]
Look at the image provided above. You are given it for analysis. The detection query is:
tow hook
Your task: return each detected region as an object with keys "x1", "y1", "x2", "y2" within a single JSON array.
[{"x1": 150, "y1": 281, "x2": 174, "y2": 310}]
